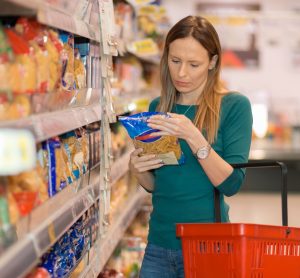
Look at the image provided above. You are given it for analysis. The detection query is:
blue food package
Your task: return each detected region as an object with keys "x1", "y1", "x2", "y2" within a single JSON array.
[{"x1": 119, "y1": 112, "x2": 185, "y2": 165}]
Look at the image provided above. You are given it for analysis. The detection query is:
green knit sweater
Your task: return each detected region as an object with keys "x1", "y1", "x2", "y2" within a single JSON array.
[{"x1": 147, "y1": 93, "x2": 253, "y2": 249}]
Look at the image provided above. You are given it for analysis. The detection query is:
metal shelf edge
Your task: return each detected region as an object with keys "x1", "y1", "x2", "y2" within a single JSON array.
[
  {"x1": 0, "y1": 103, "x2": 101, "y2": 142},
  {"x1": 3, "y1": 0, "x2": 101, "y2": 41}
]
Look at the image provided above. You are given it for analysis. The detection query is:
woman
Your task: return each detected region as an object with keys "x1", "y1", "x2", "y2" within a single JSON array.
[{"x1": 129, "y1": 16, "x2": 253, "y2": 277}]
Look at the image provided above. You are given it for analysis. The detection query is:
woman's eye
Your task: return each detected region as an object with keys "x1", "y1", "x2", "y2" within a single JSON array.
[
  {"x1": 171, "y1": 59, "x2": 180, "y2": 64},
  {"x1": 191, "y1": 64, "x2": 199, "y2": 68}
]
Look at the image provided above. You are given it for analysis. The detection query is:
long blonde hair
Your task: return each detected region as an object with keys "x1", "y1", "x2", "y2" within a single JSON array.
[{"x1": 157, "y1": 16, "x2": 226, "y2": 144}]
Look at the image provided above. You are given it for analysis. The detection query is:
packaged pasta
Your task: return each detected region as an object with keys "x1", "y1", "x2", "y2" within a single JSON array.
[
  {"x1": 0, "y1": 22, "x2": 14, "y2": 94},
  {"x1": 42, "y1": 138, "x2": 68, "y2": 196},
  {"x1": 15, "y1": 18, "x2": 49, "y2": 93},
  {"x1": 5, "y1": 28, "x2": 37, "y2": 94},
  {"x1": 0, "y1": 29, "x2": 14, "y2": 120},
  {"x1": 59, "y1": 31, "x2": 75, "y2": 92},
  {"x1": 60, "y1": 131, "x2": 83, "y2": 182},
  {"x1": 74, "y1": 48, "x2": 86, "y2": 89},
  {"x1": 47, "y1": 29, "x2": 63, "y2": 92},
  {"x1": 119, "y1": 112, "x2": 185, "y2": 165}
]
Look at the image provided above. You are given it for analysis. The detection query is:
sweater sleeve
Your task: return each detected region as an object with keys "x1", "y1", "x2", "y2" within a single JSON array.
[{"x1": 216, "y1": 94, "x2": 253, "y2": 197}]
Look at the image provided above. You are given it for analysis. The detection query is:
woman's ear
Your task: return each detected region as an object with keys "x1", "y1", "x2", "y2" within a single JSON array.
[{"x1": 208, "y1": 55, "x2": 218, "y2": 70}]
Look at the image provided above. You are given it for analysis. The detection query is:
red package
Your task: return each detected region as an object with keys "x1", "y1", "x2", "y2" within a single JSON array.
[
  {"x1": 5, "y1": 28, "x2": 37, "y2": 95},
  {"x1": 12, "y1": 192, "x2": 38, "y2": 216},
  {"x1": 25, "y1": 267, "x2": 51, "y2": 278},
  {"x1": 15, "y1": 18, "x2": 49, "y2": 93}
]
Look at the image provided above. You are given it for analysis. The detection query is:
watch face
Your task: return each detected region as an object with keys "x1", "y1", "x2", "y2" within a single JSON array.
[
  {"x1": 197, "y1": 148, "x2": 208, "y2": 159},
  {"x1": 196, "y1": 145, "x2": 211, "y2": 159}
]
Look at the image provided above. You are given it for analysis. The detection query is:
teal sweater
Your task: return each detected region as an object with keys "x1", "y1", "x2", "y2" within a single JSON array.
[{"x1": 147, "y1": 93, "x2": 253, "y2": 249}]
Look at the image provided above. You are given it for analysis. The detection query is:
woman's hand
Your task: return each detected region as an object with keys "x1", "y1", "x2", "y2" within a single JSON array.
[
  {"x1": 147, "y1": 113, "x2": 200, "y2": 140},
  {"x1": 129, "y1": 148, "x2": 164, "y2": 174}
]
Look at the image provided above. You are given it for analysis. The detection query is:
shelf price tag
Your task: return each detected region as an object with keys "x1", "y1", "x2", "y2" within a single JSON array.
[
  {"x1": 127, "y1": 38, "x2": 159, "y2": 56},
  {"x1": 0, "y1": 129, "x2": 36, "y2": 175},
  {"x1": 127, "y1": 0, "x2": 156, "y2": 6}
]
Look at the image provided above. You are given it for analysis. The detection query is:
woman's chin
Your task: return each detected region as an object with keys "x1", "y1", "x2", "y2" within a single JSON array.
[{"x1": 174, "y1": 86, "x2": 191, "y2": 93}]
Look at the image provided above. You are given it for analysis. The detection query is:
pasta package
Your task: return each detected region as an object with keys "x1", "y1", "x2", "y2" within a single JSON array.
[
  {"x1": 15, "y1": 18, "x2": 50, "y2": 93},
  {"x1": 119, "y1": 112, "x2": 185, "y2": 165}
]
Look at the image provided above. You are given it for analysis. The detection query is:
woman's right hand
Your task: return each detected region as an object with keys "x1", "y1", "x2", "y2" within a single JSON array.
[{"x1": 129, "y1": 148, "x2": 164, "y2": 174}]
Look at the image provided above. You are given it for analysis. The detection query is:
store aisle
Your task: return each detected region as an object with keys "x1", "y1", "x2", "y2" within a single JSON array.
[{"x1": 226, "y1": 193, "x2": 300, "y2": 227}]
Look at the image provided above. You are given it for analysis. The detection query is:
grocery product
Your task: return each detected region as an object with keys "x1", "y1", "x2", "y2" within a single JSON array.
[
  {"x1": 119, "y1": 112, "x2": 185, "y2": 165},
  {"x1": 15, "y1": 18, "x2": 50, "y2": 94},
  {"x1": 59, "y1": 31, "x2": 75, "y2": 92}
]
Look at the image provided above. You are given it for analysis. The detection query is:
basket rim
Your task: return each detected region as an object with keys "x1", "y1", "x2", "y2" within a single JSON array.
[{"x1": 176, "y1": 223, "x2": 300, "y2": 240}]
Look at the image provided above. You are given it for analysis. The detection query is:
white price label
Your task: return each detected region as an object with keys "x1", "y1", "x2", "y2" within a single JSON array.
[{"x1": 0, "y1": 129, "x2": 36, "y2": 175}]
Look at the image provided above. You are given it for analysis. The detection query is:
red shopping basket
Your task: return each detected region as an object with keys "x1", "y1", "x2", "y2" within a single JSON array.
[{"x1": 176, "y1": 161, "x2": 300, "y2": 278}]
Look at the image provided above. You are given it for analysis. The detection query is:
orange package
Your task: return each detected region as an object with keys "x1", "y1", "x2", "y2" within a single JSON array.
[
  {"x1": 0, "y1": 24, "x2": 31, "y2": 120},
  {"x1": 5, "y1": 28, "x2": 37, "y2": 95},
  {"x1": 15, "y1": 18, "x2": 50, "y2": 94}
]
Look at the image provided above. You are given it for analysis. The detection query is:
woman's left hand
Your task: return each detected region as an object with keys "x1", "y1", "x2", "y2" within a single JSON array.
[{"x1": 147, "y1": 112, "x2": 199, "y2": 140}]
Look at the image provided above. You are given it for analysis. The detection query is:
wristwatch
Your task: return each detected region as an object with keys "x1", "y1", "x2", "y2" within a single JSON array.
[{"x1": 194, "y1": 144, "x2": 211, "y2": 160}]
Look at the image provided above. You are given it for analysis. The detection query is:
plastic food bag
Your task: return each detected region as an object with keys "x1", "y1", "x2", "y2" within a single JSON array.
[{"x1": 119, "y1": 112, "x2": 185, "y2": 165}]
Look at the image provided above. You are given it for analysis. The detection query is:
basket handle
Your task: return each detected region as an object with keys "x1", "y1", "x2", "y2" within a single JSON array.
[{"x1": 214, "y1": 161, "x2": 288, "y2": 226}]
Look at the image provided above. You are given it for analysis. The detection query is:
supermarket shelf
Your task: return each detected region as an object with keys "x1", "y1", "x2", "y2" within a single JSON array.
[
  {"x1": 2, "y1": 0, "x2": 101, "y2": 42},
  {"x1": 128, "y1": 51, "x2": 160, "y2": 65},
  {"x1": 113, "y1": 90, "x2": 158, "y2": 117},
  {"x1": 78, "y1": 240, "x2": 101, "y2": 278},
  {"x1": 0, "y1": 168, "x2": 101, "y2": 278},
  {"x1": 65, "y1": 246, "x2": 89, "y2": 278},
  {"x1": 110, "y1": 147, "x2": 134, "y2": 186},
  {"x1": 114, "y1": 100, "x2": 134, "y2": 116},
  {"x1": 76, "y1": 189, "x2": 148, "y2": 278},
  {"x1": 37, "y1": 9, "x2": 100, "y2": 42},
  {"x1": 96, "y1": 188, "x2": 148, "y2": 275},
  {"x1": 0, "y1": 103, "x2": 101, "y2": 142}
]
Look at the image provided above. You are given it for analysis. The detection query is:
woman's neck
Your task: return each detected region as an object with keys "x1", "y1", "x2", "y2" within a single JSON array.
[{"x1": 176, "y1": 91, "x2": 200, "y2": 105}]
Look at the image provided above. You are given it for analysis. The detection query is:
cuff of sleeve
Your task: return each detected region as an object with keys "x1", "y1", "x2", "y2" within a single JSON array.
[{"x1": 216, "y1": 169, "x2": 245, "y2": 197}]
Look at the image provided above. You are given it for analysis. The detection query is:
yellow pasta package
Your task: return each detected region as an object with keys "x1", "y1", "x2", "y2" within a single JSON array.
[{"x1": 119, "y1": 112, "x2": 185, "y2": 165}]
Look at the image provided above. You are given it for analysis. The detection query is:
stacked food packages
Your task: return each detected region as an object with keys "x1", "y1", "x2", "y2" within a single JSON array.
[
  {"x1": 0, "y1": 126, "x2": 101, "y2": 254},
  {"x1": 26, "y1": 201, "x2": 99, "y2": 278},
  {"x1": 0, "y1": 18, "x2": 93, "y2": 121}
]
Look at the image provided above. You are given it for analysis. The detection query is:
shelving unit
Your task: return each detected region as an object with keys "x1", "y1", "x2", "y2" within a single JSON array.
[
  {"x1": 2, "y1": 0, "x2": 101, "y2": 42},
  {"x1": 0, "y1": 0, "x2": 155, "y2": 276},
  {"x1": 0, "y1": 166, "x2": 101, "y2": 278},
  {"x1": 111, "y1": 147, "x2": 133, "y2": 187},
  {"x1": 97, "y1": 187, "x2": 148, "y2": 271},
  {"x1": 80, "y1": 187, "x2": 148, "y2": 277}
]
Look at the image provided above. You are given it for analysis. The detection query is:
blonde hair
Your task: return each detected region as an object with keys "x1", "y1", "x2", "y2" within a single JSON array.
[{"x1": 157, "y1": 16, "x2": 226, "y2": 144}]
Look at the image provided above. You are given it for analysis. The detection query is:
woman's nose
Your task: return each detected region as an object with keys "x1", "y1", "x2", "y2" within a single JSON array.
[{"x1": 178, "y1": 64, "x2": 187, "y2": 77}]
